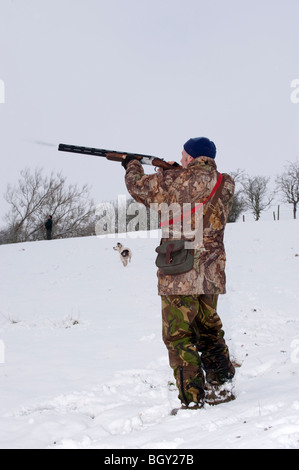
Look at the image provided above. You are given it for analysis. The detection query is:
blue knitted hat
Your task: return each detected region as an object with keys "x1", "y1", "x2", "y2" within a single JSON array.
[{"x1": 183, "y1": 137, "x2": 216, "y2": 159}]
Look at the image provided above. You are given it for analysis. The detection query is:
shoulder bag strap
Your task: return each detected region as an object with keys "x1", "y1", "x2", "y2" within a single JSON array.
[{"x1": 202, "y1": 172, "x2": 225, "y2": 230}]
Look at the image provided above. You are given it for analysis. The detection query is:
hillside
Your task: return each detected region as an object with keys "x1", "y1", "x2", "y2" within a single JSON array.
[{"x1": 0, "y1": 220, "x2": 299, "y2": 449}]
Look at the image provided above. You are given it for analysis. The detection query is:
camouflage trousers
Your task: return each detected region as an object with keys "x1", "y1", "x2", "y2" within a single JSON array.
[{"x1": 161, "y1": 294, "x2": 235, "y2": 406}]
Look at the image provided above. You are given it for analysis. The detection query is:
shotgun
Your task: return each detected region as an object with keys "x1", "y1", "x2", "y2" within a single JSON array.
[{"x1": 58, "y1": 143, "x2": 181, "y2": 170}]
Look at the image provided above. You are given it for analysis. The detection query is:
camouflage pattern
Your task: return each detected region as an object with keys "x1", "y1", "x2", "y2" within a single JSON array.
[
  {"x1": 124, "y1": 155, "x2": 235, "y2": 406},
  {"x1": 124, "y1": 156, "x2": 235, "y2": 296},
  {"x1": 161, "y1": 294, "x2": 235, "y2": 405}
]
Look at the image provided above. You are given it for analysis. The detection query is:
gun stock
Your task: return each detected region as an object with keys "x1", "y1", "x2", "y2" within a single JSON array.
[{"x1": 58, "y1": 144, "x2": 181, "y2": 170}]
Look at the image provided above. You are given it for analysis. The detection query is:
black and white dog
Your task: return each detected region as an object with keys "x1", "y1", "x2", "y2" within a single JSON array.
[{"x1": 113, "y1": 242, "x2": 132, "y2": 267}]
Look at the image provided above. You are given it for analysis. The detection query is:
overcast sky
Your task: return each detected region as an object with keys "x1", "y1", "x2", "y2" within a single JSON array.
[{"x1": 0, "y1": 0, "x2": 298, "y2": 222}]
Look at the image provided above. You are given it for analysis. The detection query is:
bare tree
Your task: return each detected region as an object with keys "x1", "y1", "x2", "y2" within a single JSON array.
[
  {"x1": 227, "y1": 169, "x2": 247, "y2": 222},
  {"x1": 241, "y1": 175, "x2": 274, "y2": 221},
  {"x1": 276, "y1": 160, "x2": 299, "y2": 219},
  {"x1": 3, "y1": 167, "x2": 95, "y2": 243},
  {"x1": 0, "y1": 227, "x2": 14, "y2": 245}
]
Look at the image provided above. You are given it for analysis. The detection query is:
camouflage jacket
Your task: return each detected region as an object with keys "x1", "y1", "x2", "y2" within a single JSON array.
[{"x1": 124, "y1": 156, "x2": 235, "y2": 296}]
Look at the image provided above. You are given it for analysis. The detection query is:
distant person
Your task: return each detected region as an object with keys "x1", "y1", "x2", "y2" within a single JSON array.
[{"x1": 45, "y1": 215, "x2": 53, "y2": 240}]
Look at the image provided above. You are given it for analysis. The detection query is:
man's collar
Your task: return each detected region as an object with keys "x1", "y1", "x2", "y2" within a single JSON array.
[{"x1": 187, "y1": 156, "x2": 217, "y2": 170}]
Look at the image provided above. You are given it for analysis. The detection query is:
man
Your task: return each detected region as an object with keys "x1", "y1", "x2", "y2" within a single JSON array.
[
  {"x1": 122, "y1": 137, "x2": 235, "y2": 409},
  {"x1": 45, "y1": 215, "x2": 53, "y2": 240}
]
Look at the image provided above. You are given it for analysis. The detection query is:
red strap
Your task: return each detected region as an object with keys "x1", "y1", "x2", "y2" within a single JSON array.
[{"x1": 160, "y1": 173, "x2": 223, "y2": 228}]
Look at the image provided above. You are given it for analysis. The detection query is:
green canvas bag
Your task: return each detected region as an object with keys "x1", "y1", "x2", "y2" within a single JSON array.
[{"x1": 155, "y1": 239, "x2": 194, "y2": 275}]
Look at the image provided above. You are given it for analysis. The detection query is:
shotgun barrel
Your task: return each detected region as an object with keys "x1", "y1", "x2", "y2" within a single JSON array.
[{"x1": 58, "y1": 143, "x2": 180, "y2": 170}]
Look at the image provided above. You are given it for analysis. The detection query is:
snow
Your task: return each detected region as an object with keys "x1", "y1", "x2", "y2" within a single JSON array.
[{"x1": 0, "y1": 220, "x2": 299, "y2": 449}]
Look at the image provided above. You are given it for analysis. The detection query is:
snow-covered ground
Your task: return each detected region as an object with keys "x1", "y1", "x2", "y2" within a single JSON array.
[{"x1": 0, "y1": 220, "x2": 299, "y2": 449}]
